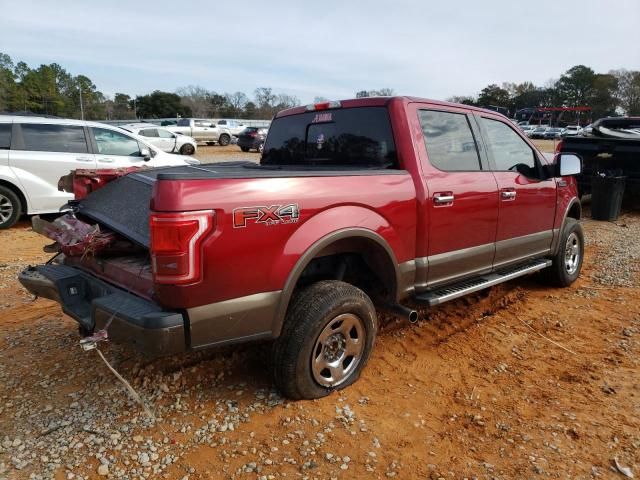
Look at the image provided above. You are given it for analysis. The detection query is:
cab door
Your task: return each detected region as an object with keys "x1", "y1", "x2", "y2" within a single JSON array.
[
  {"x1": 89, "y1": 126, "x2": 149, "y2": 168},
  {"x1": 413, "y1": 105, "x2": 499, "y2": 288},
  {"x1": 9, "y1": 122, "x2": 96, "y2": 212},
  {"x1": 475, "y1": 114, "x2": 557, "y2": 268}
]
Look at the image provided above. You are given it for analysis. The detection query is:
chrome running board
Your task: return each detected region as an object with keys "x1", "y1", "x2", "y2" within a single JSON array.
[{"x1": 414, "y1": 259, "x2": 552, "y2": 306}]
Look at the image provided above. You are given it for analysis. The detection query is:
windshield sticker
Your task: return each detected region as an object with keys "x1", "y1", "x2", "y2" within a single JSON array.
[{"x1": 312, "y1": 112, "x2": 332, "y2": 123}]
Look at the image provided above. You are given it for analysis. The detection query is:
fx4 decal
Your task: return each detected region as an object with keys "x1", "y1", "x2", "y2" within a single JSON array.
[{"x1": 233, "y1": 204, "x2": 300, "y2": 228}]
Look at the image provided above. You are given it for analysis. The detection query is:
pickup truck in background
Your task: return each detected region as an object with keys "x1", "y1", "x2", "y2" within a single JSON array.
[
  {"x1": 167, "y1": 118, "x2": 233, "y2": 146},
  {"x1": 19, "y1": 97, "x2": 584, "y2": 399},
  {"x1": 557, "y1": 116, "x2": 640, "y2": 198}
]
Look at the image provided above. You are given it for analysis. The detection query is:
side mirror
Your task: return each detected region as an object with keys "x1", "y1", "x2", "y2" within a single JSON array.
[
  {"x1": 557, "y1": 153, "x2": 581, "y2": 176},
  {"x1": 140, "y1": 147, "x2": 151, "y2": 161}
]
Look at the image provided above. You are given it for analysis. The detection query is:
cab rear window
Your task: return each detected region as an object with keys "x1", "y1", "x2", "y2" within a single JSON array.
[{"x1": 261, "y1": 107, "x2": 397, "y2": 168}]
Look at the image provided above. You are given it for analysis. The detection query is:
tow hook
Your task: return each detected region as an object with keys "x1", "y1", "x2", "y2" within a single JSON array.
[{"x1": 79, "y1": 329, "x2": 108, "y2": 351}]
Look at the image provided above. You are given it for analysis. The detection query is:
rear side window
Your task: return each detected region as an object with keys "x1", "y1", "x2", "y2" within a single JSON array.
[
  {"x1": 418, "y1": 110, "x2": 481, "y2": 171},
  {"x1": 139, "y1": 128, "x2": 159, "y2": 137},
  {"x1": 20, "y1": 124, "x2": 88, "y2": 153},
  {"x1": 480, "y1": 118, "x2": 537, "y2": 173},
  {"x1": 262, "y1": 107, "x2": 397, "y2": 168},
  {"x1": 0, "y1": 124, "x2": 11, "y2": 149}
]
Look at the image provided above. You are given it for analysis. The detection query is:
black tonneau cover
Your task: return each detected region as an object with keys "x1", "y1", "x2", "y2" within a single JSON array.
[{"x1": 77, "y1": 161, "x2": 406, "y2": 247}]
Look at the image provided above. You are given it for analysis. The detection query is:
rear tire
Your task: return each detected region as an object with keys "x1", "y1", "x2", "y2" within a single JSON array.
[
  {"x1": 218, "y1": 134, "x2": 231, "y2": 146},
  {"x1": 0, "y1": 186, "x2": 21, "y2": 229},
  {"x1": 272, "y1": 280, "x2": 377, "y2": 400},
  {"x1": 179, "y1": 144, "x2": 195, "y2": 155},
  {"x1": 240, "y1": 147, "x2": 249, "y2": 152},
  {"x1": 545, "y1": 218, "x2": 584, "y2": 287}
]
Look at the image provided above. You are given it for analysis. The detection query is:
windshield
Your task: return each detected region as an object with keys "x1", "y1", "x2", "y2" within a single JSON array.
[{"x1": 261, "y1": 107, "x2": 398, "y2": 168}]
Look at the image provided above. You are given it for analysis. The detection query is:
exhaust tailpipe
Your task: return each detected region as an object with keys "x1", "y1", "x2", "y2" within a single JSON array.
[{"x1": 379, "y1": 303, "x2": 419, "y2": 324}]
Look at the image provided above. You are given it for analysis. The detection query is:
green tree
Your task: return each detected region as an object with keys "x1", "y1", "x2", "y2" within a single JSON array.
[
  {"x1": 589, "y1": 73, "x2": 618, "y2": 119},
  {"x1": 135, "y1": 91, "x2": 191, "y2": 118},
  {"x1": 477, "y1": 84, "x2": 511, "y2": 108},
  {"x1": 556, "y1": 65, "x2": 595, "y2": 106}
]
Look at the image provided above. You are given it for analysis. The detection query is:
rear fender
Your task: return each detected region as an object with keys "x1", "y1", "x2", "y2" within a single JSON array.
[{"x1": 270, "y1": 205, "x2": 404, "y2": 336}]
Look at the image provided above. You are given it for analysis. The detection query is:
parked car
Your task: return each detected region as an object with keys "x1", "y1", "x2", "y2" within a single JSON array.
[
  {"x1": 581, "y1": 124, "x2": 593, "y2": 136},
  {"x1": 529, "y1": 126, "x2": 549, "y2": 139},
  {"x1": 167, "y1": 118, "x2": 232, "y2": 146},
  {"x1": 520, "y1": 125, "x2": 536, "y2": 135},
  {"x1": 20, "y1": 97, "x2": 583, "y2": 399},
  {"x1": 237, "y1": 127, "x2": 268, "y2": 152},
  {"x1": 120, "y1": 123, "x2": 197, "y2": 155},
  {"x1": 0, "y1": 116, "x2": 198, "y2": 228},
  {"x1": 216, "y1": 119, "x2": 246, "y2": 137},
  {"x1": 561, "y1": 125, "x2": 583, "y2": 137},
  {"x1": 543, "y1": 127, "x2": 563, "y2": 139}
]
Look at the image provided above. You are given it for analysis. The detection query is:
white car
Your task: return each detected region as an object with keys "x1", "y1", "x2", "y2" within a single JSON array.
[
  {"x1": 0, "y1": 116, "x2": 199, "y2": 229},
  {"x1": 120, "y1": 123, "x2": 197, "y2": 155},
  {"x1": 561, "y1": 125, "x2": 583, "y2": 137},
  {"x1": 216, "y1": 119, "x2": 246, "y2": 136}
]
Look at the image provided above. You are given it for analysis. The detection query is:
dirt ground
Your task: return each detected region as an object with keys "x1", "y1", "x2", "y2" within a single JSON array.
[{"x1": 0, "y1": 141, "x2": 638, "y2": 480}]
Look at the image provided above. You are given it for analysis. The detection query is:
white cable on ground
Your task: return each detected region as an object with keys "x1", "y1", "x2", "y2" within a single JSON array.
[{"x1": 95, "y1": 347, "x2": 157, "y2": 423}]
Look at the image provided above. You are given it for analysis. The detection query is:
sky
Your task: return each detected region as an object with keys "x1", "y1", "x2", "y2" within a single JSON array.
[{"x1": 1, "y1": 0, "x2": 639, "y2": 103}]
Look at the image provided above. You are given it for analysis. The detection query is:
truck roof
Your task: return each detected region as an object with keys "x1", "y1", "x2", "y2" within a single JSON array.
[{"x1": 275, "y1": 96, "x2": 504, "y2": 118}]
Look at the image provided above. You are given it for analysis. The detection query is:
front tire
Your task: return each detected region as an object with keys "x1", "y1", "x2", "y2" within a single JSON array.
[
  {"x1": 240, "y1": 146, "x2": 250, "y2": 152},
  {"x1": 0, "y1": 186, "x2": 21, "y2": 229},
  {"x1": 272, "y1": 280, "x2": 377, "y2": 400},
  {"x1": 179, "y1": 144, "x2": 195, "y2": 155},
  {"x1": 545, "y1": 218, "x2": 584, "y2": 287},
  {"x1": 218, "y1": 134, "x2": 231, "y2": 146}
]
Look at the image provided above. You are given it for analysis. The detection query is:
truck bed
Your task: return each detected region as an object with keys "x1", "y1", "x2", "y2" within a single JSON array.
[
  {"x1": 560, "y1": 136, "x2": 640, "y2": 195},
  {"x1": 77, "y1": 161, "x2": 406, "y2": 247}
]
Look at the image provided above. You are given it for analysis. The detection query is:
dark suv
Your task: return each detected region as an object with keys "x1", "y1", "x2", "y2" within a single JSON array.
[{"x1": 237, "y1": 127, "x2": 268, "y2": 152}]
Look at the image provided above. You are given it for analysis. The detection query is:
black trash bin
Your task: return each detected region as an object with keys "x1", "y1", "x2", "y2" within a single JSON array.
[{"x1": 591, "y1": 175, "x2": 626, "y2": 221}]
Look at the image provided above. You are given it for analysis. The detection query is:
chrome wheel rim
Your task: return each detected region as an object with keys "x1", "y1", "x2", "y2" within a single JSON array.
[
  {"x1": 0, "y1": 194, "x2": 13, "y2": 224},
  {"x1": 564, "y1": 232, "x2": 580, "y2": 275},
  {"x1": 311, "y1": 313, "x2": 365, "y2": 387}
]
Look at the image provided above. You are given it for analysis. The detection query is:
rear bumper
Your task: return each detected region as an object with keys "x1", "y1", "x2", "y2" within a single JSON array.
[{"x1": 19, "y1": 265, "x2": 186, "y2": 356}]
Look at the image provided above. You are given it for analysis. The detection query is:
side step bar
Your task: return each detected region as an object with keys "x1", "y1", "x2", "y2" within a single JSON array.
[{"x1": 414, "y1": 259, "x2": 552, "y2": 306}]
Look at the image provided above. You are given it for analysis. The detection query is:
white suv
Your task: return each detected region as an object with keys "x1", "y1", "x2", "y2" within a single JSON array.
[
  {"x1": 0, "y1": 116, "x2": 199, "y2": 229},
  {"x1": 120, "y1": 123, "x2": 198, "y2": 155}
]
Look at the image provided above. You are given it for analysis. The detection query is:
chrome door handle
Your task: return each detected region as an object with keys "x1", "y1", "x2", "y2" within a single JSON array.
[
  {"x1": 501, "y1": 190, "x2": 516, "y2": 200},
  {"x1": 76, "y1": 157, "x2": 93, "y2": 162},
  {"x1": 433, "y1": 194, "x2": 454, "y2": 204},
  {"x1": 98, "y1": 158, "x2": 114, "y2": 163}
]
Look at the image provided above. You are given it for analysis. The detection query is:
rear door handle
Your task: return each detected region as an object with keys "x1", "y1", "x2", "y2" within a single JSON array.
[
  {"x1": 76, "y1": 157, "x2": 93, "y2": 162},
  {"x1": 501, "y1": 189, "x2": 516, "y2": 200},
  {"x1": 98, "y1": 158, "x2": 114, "y2": 163},
  {"x1": 433, "y1": 192, "x2": 454, "y2": 205}
]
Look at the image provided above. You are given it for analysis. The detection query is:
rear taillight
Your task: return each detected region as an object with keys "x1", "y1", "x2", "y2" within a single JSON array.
[
  {"x1": 150, "y1": 211, "x2": 214, "y2": 284},
  {"x1": 248, "y1": 132, "x2": 257, "y2": 137}
]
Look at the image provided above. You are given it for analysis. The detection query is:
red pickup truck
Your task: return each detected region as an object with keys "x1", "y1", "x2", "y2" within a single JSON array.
[{"x1": 19, "y1": 97, "x2": 584, "y2": 399}]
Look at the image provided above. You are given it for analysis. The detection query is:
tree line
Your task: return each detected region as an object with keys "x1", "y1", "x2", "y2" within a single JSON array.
[
  {"x1": 0, "y1": 53, "x2": 304, "y2": 121},
  {"x1": 1, "y1": 52, "x2": 638, "y2": 122},
  {"x1": 447, "y1": 65, "x2": 640, "y2": 119}
]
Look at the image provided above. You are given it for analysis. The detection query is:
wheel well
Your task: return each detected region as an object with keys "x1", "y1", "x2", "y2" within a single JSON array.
[
  {"x1": 295, "y1": 237, "x2": 397, "y2": 305},
  {"x1": 567, "y1": 200, "x2": 581, "y2": 220},
  {"x1": 0, "y1": 180, "x2": 27, "y2": 214}
]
